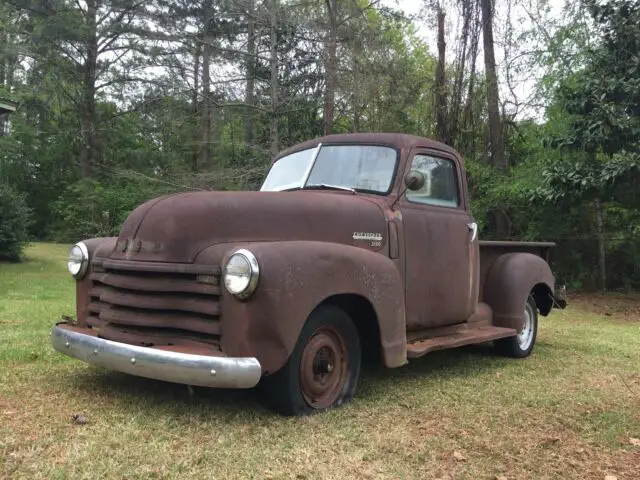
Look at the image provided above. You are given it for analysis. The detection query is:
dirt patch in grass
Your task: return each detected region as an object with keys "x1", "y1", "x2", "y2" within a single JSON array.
[
  {"x1": 0, "y1": 320, "x2": 20, "y2": 325},
  {"x1": 568, "y1": 291, "x2": 640, "y2": 322}
]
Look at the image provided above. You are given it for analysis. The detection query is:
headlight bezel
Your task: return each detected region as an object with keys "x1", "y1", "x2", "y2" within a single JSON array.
[
  {"x1": 223, "y1": 248, "x2": 260, "y2": 299},
  {"x1": 68, "y1": 242, "x2": 89, "y2": 279}
]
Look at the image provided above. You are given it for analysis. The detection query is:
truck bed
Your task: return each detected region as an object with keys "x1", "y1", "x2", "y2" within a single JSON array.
[{"x1": 478, "y1": 240, "x2": 556, "y2": 300}]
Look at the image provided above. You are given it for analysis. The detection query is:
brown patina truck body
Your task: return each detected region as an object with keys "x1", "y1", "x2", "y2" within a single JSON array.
[{"x1": 52, "y1": 133, "x2": 566, "y2": 415}]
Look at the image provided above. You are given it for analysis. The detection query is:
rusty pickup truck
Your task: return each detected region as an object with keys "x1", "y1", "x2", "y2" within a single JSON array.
[{"x1": 52, "y1": 133, "x2": 566, "y2": 415}]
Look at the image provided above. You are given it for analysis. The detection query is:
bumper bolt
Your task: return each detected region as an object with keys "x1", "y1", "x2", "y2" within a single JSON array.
[
  {"x1": 130, "y1": 358, "x2": 136, "y2": 365},
  {"x1": 65, "y1": 342, "x2": 70, "y2": 348},
  {"x1": 93, "y1": 349, "x2": 98, "y2": 355},
  {"x1": 210, "y1": 369, "x2": 217, "y2": 376}
]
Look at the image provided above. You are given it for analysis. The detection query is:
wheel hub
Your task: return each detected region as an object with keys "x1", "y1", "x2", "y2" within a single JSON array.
[
  {"x1": 299, "y1": 326, "x2": 348, "y2": 408},
  {"x1": 312, "y1": 346, "x2": 334, "y2": 374},
  {"x1": 517, "y1": 301, "x2": 535, "y2": 351}
]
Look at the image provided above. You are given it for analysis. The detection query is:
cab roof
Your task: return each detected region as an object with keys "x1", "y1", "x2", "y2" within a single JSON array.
[{"x1": 274, "y1": 132, "x2": 463, "y2": 165}]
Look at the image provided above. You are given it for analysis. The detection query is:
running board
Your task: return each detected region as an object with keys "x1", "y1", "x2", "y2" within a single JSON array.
[{"x1": 406, "y1": 326, "x2": 517, "y2": 359}]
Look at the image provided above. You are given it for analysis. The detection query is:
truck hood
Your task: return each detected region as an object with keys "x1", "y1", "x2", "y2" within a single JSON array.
[{"x1": 109, "y1": 191, "x2": 389, "y2": 263}]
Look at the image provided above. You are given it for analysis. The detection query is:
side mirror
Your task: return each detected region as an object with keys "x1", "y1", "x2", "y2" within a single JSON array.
[{"x1": 404, "y1": 170, "x2": 425, "y2": 191}]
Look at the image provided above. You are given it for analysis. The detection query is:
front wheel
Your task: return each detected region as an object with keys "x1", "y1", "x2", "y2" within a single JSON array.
[
  {"x1": 495, "y1": 295, "x2": 538, "y2": 358},
  {"x1": 259, "y1": 305, "x2": 361, "y2": 416}
]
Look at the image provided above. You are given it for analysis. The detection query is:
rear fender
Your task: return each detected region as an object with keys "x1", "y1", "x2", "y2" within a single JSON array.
[
  {"x1": 483, "y1": 252, "x2": 555, "y2": 331},
  {"x1": 218, "y1": 241, "x2": 407, "y2": 374}
]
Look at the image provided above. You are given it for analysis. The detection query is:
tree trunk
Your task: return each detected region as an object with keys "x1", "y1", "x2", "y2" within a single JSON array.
[
  {"x1": 481, "y1": 0, "x2": 508, "y2": 238},
  {"x1": 5, "y1": 31, "x2": 15, "y2": 90},
  {"x1": 0, "y1": 29, "x2": 6, "y2": 88},
  {"x1": 462, "y1": 0, "x2": 480, "y2": 155},
  {"x1": 351, "y1": 39, "x2": 362, "y2": 132},
  {"x1": 0, "y1": 29, "x2": 6, "y2": 136},
  {"x1": 323, "y1": 0, "x2": 337, "y2": 136},
  {"x1": 481, "y1": 0, "x2": 506, "y2": 172},
  {"x1": 0, "y1": 24, "x2": 15, "y2": 89},
  {"x1": 435, "y1": 7, "x2": 448, "y2": 143},
  {"x1": 191, "y1": 41, "x2": 201, "y2": 172},
  {"x1": 80, "y1": 0, "x2": 99, "y2": 179},
  {"x1": 352, "y1": 78, "x2": 361, "y2": 132},
  {"x1": 450, "y1": 0, "x2": 471, "y2": 146},
  {"x1": 199, "y1": 1, "x2": 213, "y2": 170},
  {"x1": 244, "y1": 0, "x2": 256, "y2": 148},
  {"x1": 595, "y1": 197, "x2": 606, "y2": 291},
  {"x1": 269, "y1": 0, "x2": 279, "y2": 156}
]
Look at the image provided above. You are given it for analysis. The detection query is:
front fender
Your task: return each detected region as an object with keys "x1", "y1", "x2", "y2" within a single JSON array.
[
  {"x1": 92, "y1": 237, "x2": 118, "y2": 258},
  {"x1": 218, "y1": 241, "x2": 407, "y2": 374},
  {"x1": 483, "y1": 252, "x2": 555, "y2": 331}
]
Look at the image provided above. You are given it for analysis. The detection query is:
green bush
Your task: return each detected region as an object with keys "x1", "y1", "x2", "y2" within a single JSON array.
[
  {"x1": 52, "y1": 179, "x2": 180, "y2": 242},
  {"x1": 0, "y1": 183, "x2": 32, "y2": 262}
]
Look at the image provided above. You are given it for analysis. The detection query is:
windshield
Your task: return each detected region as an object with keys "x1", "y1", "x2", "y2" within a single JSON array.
[{"x1": 260, "y1": 144, "x2": 398, "y2": 193}]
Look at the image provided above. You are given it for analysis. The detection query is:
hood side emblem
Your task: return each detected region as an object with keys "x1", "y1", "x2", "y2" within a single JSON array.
[{"x1": 353, "y1": 232, "x2": 383, "y2": 248}]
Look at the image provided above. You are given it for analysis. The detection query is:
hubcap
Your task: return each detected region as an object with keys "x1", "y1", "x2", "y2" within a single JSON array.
[
  {"x1": 517, "y1": 301, "x2": 535, "y2": 351},
  {"x1": 299, "y1": 326, "x2": 348, "y2": 409}
]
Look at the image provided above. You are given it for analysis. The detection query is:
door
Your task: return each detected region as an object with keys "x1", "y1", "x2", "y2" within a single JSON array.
[{"x1": 400, "y1": 151, "x2": 476, "y2": 330}]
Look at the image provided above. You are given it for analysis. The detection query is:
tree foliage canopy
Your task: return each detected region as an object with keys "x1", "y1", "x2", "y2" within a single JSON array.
[{"x1": 1, "y1": 0, "x2": 638, "y2": 289}]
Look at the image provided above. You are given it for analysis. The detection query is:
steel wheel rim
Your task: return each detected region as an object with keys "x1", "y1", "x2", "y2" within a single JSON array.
[
  {"x1": 517, "y1": 301, "x2": 535, "y2": 351},
  {"x1": 299, "y1": 326, "x2": 348, "y2": 409}
]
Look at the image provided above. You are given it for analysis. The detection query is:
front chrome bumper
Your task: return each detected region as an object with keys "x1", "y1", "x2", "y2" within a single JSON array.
[{"x1": 51, "y1": 324, "x2": 262, "y2": 388}]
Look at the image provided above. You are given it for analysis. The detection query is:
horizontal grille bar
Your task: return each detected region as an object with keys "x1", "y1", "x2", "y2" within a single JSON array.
[
  {"x1": 88, "y1": 301, "x2": 108, "y2": 314},
  {"x1": 98, "y1": 305, "x2": 221, "y2": 336},
  {"x1": 87, "y1": 314, "x2": 106, "y2": 329},
  {"x1": 90, "y1": 286, "x2": 220, "y2": 316},
  {"x1": 90, "y1": 272, "x2": 220, "y2": 295},
  {"x1": 98, "y1": 258, "x2": 220, "y2": 275}
]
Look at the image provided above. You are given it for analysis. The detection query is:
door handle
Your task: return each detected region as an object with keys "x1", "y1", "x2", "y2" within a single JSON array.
[{"x1": 467, "y1": 222, "x2": 478, "y2": 242}]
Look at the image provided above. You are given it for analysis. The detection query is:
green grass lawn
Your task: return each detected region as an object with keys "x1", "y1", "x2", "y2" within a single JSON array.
[{"x1": 1, "y1": 243, "x2": 639, "y2": 479}]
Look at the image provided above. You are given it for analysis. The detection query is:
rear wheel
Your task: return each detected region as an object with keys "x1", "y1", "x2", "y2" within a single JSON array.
[
  {"x1": 495, "y1": 295, "x2": 538, "y2": 358},
  {"x1": 260, "y1": 305, "x2": 361, "y2": 416}
]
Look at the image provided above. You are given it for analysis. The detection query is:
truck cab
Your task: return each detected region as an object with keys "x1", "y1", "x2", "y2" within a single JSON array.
[{"x1": 52, "y1": 133, "x2": 566, "y2": 415}]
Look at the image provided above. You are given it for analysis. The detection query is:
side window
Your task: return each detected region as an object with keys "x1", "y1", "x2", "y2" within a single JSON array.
[{"x1": 406, "y1": 155, "x2": 460, "y2": 207}]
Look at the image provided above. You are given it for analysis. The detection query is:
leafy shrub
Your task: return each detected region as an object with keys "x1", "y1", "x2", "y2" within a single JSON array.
[
  {"x1": 0, "y1": 183, "x2": 32, "y2": 262},
  {"x1": 52, "y1": 179, "x2": 180, "y2": 242}
]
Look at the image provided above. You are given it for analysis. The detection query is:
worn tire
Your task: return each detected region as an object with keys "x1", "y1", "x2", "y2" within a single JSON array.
[
  {"x1": 259, "y1": 305, "x2": 361, "y2": 416},
  {"x1": 495, "y1": 295, "x2": 538, "y2": 358}
]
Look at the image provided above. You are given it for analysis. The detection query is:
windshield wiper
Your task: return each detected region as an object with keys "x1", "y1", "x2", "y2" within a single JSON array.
[{"x1": 303, "y1": 183, "x2": 356, "y2": 194}]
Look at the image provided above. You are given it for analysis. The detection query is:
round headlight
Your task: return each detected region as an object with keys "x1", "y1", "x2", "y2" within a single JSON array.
[
  {"x1": 67, "y1": 242, "x2": 89, "y2": 279},
  {"x1": 223, "y1": 249, "x2": 259, "y2": 299}
]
